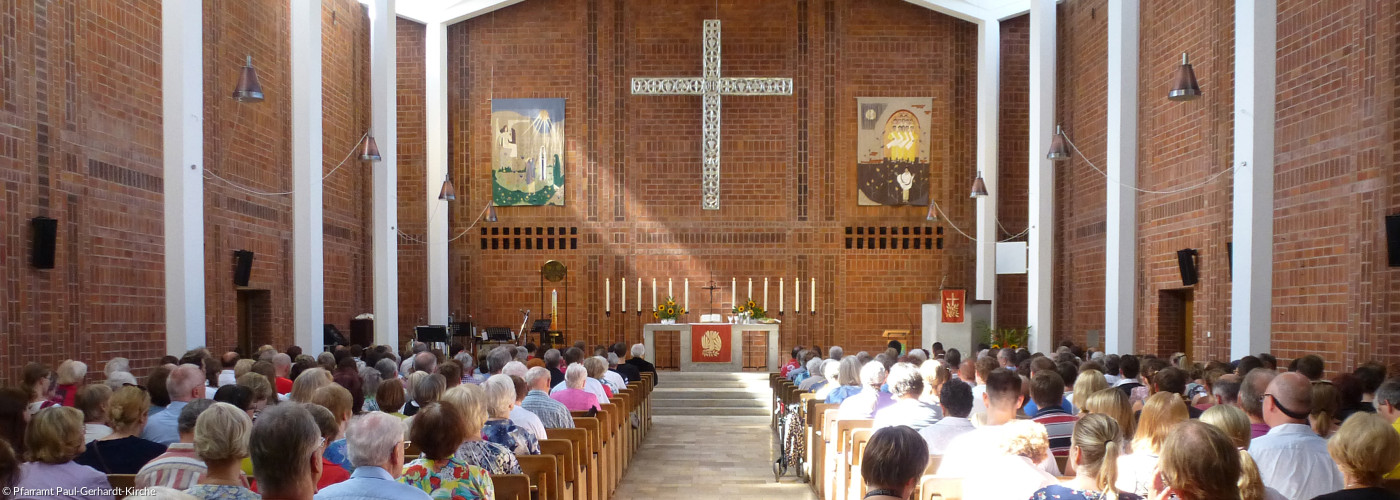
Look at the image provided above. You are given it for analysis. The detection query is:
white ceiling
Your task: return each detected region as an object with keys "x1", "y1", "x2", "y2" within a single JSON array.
[{"x1": 387, "y1": 0, "x2": 1031, "y2": 26}]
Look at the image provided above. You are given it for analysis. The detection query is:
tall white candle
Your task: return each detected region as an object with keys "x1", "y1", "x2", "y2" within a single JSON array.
[
  {"x1": 637, "y1": 278, "x2": 642, "y2": 312},
  {"x1": 683, "y1": 278, "x2": 689, "y2": 313},
  {"x1": 552, "y1": 289, "x2": 558, "y2": 321},
  {"x1": 763, "y1": 278, "x2": 769, "y2": 310},
  {"x1": 622, "y1": 277, "x2": 627, "y2": 312},
  {"x1": 779, "y1": 279, "x2": 785, "y2": 312},
  {"x1": 795, "y1": 278, "x2": 800, "y2": 312},
  {"x1": 811, "y1": 278, "x2": 816, "y2": 313},
  {"x1": 606, "y1": 278, "x2": 610, "y2": 312},
  {"x1": 668, "y1": 278, "x2": 673, "y2": 299},
  {"x1": 747, "y1": 278, "x2": 753, "y2": 301},
  {"x1": 732, "y1": 278, "x2": 737, "y2": 307},
  {"x1": 651, "y1": 278, "x2": 657, "y2": 310}
]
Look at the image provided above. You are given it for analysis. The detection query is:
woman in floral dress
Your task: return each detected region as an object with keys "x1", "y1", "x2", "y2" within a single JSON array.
[{"x1": 400, "y1": 402, "x2": 494, "y2": 500}]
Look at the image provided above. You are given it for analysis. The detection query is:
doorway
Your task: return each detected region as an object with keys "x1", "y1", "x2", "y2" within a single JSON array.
[
  {"x1": 1157, "y1": 289, "x2": 1194, "y2": 360},
  {"x1": 236, "y1": 290, "x2": 272, "y2": 355}
]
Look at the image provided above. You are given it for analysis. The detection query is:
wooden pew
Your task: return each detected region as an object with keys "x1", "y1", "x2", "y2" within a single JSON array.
[
  {"x1": 917, "y1": 476, "x2": 961, "y2": 500},
  {"x1": 845, "y1": 428, "x2": 874, "y2": 500},
  {"x1": 107, "y1": 474, "x2": 136, "y2": 489},
  {"x1": 826, "y1": 418, "x2": 873, "y2": 500},
  {"x1": 805, "y1": 400, "x2": 834, "y2": 483},
  {"x1": 572, "y1": 415, "x2": 608, "y2": 500},
  {"x1": 552, "y1": 428, "x2": 596, "y2": 500},
  {"x1": 404, "y1": 440, "x2": 421, "y2": 459},
  {"x1": 539, "y1": 439, "x2": 578, "y2": 500},
  {"x1": 597, "y1": 403, "x2": 624, "y2": 491},
  {"x1": 490, "y1": 473, "x2": 532, "y2": 500},
  {"x1": 518, "y1": 454, "x2": 560, "y2": 500}
]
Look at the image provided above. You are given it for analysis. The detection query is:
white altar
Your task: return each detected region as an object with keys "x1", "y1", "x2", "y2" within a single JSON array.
[{"x1": 643, "y1": 323, "x2": 781, "y2": 372}]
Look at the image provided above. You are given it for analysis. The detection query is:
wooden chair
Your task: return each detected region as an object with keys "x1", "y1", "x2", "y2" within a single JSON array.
[
  {"x1": 917, "y1": 476, "x2": 962, "y2": 500},
  {"x1": 845, "y1": 428, "x2": 874, "y2": 500},
  {"x1": 490, "y1": 473, "x2": 532, "y2": 500},
  {"x1": 539, "y1": 439, "x2": 578, "y2": 500},
  {"x1": 551, "y1": 429, "x2": 594, "y2": 500},
  {"x1": 518, "y1": 454, "x2": 560, "y2": 500},
  {"x1": 107, "y1": 474, "x2": 136, "y2": 489}
]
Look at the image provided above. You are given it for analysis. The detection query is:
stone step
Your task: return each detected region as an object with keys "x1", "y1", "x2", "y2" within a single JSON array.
[
  {"x1": 652, "y1": 398, "x2": 768, "y2": 408},
  {"x1": 652, "y1": 406, "x2": 770, "y2": 416},
  {"x1": 650, "y1": 388, "x2": 768, "y2": 400}
]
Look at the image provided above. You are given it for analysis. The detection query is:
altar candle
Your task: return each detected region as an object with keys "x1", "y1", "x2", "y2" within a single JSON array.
[
  {"x1": 622, "y1": 278, "x2": 627, "y2": 312},
  {"x1": 732, "y1": 278, "x2": 737, "y2": 306},
  {"x1": 763, "y1": 278, "x2": 769, "y2": 310},
  {"x1": 747, "y1": 278, "x2": 753, "y2": 301},
  {"x1": 779, "y1": 279, "x2": 785, "y2": 312},
  {"x1": 795, "y1": 278, "x2": 800, "y2": 312},
  {"x1": 668, "y1": 278, "x2": 673, "y2": 299},
  {"x1": 651, "y1": 278, "x2": 657, "y2": 309},
  {"x1": 683, "y1": 278, "x2": 689, "y2": 312},
  {"x1": 606, "y1": 279, "x2": 611, "y2": 312},
  {"x1": 637, "y1": 278, "x2": 642, "y2": 311},
  {"x1": 552, "y1": 289, "x2": 558, "y2": 321},
  {"x1": 811, "y1": 278, "x2": 816, "y2": 313}
]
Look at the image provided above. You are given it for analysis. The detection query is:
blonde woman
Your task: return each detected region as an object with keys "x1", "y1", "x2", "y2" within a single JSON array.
[
  {"x1": 1317, "y1": 413, "x2": 1400, "y2": 500},
  {"x1": 75, "y1": 384, "x2": 113, "y2": 443},
  {"x1": 75, "y1": 385, "x2": 166, "y2": 474},
  {"x1": 1032, "y1": 413, "x2": 1140, "y2": 500},
  {"x1": 184, "y1": 403, "x2": 257, "y2": 500},
  {"x1": 1084, "y1": 388, "x2": 1135, "y2": 446},
  {"x1": 1155, "y1": 421, "x2": 1243, "y2": 500},
  {"x1": 1199, "y1": 404, "x2": 1284, "y2": 500},
  {"x1": 1311, "y1": 380, "x2": 1341, "y2": 438},
  {"x1": 15, "y1": 407, "x2": 113, "y2": 498},
  {"x1": 918, "y1": 360, "x2": 950, "y2": 406},
  {"x1": 1072, "y1": 370, "x2": 1110, "y2": 413},
  {"x1": 443, "y1": 385, "x2": 520, "y2": 475},
  {"x1": 287, "y1": 367, "x2": 332, "y2": 403},
  {"x1": 1115, "y1": 392, "x2": 1187, "y2": 496}
]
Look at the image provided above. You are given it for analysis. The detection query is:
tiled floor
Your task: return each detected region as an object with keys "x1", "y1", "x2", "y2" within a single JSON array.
[{"x1": 612, "y1": 415, "x2": 818, "y2": 499}]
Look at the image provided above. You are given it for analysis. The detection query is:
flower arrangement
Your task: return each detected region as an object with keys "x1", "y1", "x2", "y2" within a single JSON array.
[
  {"x1": 974, "y1": 321, "x2": 1030, "y2": 350},
  {"x1": 654, "y1": 297, "x2": 684, "y2": 321},
  {"x1": 732, "y1": 298, "x2": 767, "y2": 320}
]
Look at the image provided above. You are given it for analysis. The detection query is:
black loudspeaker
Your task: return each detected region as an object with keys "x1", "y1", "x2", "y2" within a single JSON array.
[
  {"x1": 233, "y1": 250, "x2": 254, "y2": 287},
  {"x1": 1387, "y1": 214, "x2": 1400, "y2": 267},
  {"x1": 1177, "y1": 249, "x2": 1200, "y2": 286},
  {"x1": 31, "y1": 217, "x2": 57, "y2": 269},
  {"x1": 1226, "y1": 242, "x2": 1233, "y2": 278}
]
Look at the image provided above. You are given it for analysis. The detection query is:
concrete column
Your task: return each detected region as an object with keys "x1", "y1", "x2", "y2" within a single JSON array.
[
  {"x1": 1105, "y1": 0, "x2": 1139, "y2": 355},
  {"x1": 291, "y1": 0, "x2": 325, "y2": 353},
  {"x1": 161, "y1": 0, "x2": 206, "y2": 355},
  {"x1": 1230, "y1": 0, "x2": 1276, "y2": 360},
  {"x1": 425, "y1": 22, "x2": 449, "y2": 325},
  {"x1": 974, "y1": 19, "x2": 1000, "y2": 314},
  {"x1": 1027, "y1": 0, "x2": 1056, "y2": 354},
  {"x1": 370, "y1": 0, "x2": 399, "y2": 347}
]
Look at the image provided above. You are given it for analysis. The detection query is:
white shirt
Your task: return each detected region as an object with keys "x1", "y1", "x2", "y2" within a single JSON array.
[
  {"x1": 872, "y1": 398, "x2": 942, "y2": 431},
  {"x1": 602, "y1": 371, "x2": 626, "y2": 393},
  {"x1": 552, "y1": 378, "x2": 610, "y2": 405},
  {"x1": 203, "y1": 385, "x2": 218, "y2": 399},
  {"x1": 1249, "y1": 423, "x2": 1344, "y2": 500},
  {"x1": 970, "y1": 384, "x2": 987, "y2": 415},
  {"x1": 217, "y1": 369, "x2": 237, "y2": 387},
  {"x1": 1114, "y1": 451, "x2": 1159, "y2": 496},
  {"x1": 918, "y1": 416, "x2": 974, "y2": 455},
  {"x1": 935, "y1": 426, "x2": 1001, "y2": 477},
  {"x1": 83, "y1": 423, "x2": 113, "y2": 444},
  {"x1": 961, "y1": 455, "x2": 1056, "y2": 500},
  {"x1": 1104, "y1": 374, "x2": 1121, "y2": 385},
  {"x1": 509, "y1": 405, "x2": 548, "y2": 441}
]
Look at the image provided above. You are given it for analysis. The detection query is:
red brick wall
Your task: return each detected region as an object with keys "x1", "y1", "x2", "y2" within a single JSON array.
[
  {"x1": 0, "y1": 0, "x2": 168, "y2": 380},
  {"x1": 396, "y1": 19, "x2": 428, "y2": 339},
  {"x1": 409, "y1": 0, "x2": 1022, "y2": 355},
  {"x1": 996, "y1": 15, "x2": 1030, "y2": 331}
]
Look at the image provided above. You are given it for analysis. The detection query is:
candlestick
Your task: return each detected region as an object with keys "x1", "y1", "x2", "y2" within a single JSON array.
[
  {"x1": 606, "y1": 278, "x2": 611, "y2": 313},
  {"x1": 795, "y1": 277, "x2": 800, "y2": 312},
  {"x1": 779, "y1": 279, "x2": 785, "y2": 313},
  {"x1": 683, "y1": 278, "x2": 689, "y2": 313},
  {"x1": 622, "y1": 277, "x2": 627, "y2": 312},
  {"x1": 763, "y1": 278, "x2": 769, "y2": 311},
  {"x1": 732, "y1": 278, "x2": 737, "y2": 307},
  {"x1": 651, "y1": 278, "x2": 657, "y2": 310},
  {"x1": 811, "y1": 277, "x2": 816, "y2": 313}
]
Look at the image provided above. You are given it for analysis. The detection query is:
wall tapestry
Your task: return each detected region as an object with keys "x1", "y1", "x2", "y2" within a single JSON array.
[
  {"x1": 856, "y1": 97, "x2": 933, "y2": 206},
  {"x1": 492, "y1": 98, "x2": 565, "y2": 206}
]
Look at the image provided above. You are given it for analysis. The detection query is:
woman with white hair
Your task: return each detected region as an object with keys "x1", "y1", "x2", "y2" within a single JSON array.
[
  {"x1": 824, "y1": 356, "x2": 865, "y2": 404},
  {"x1": 183, "y1": 403, "x2": 257, "y2": 500},
  {"x1": 551, "y1": 364, "x2": 600, "y2": 412},
  {"x1": 814, "y1": 360, "x2": 842, "y2": 400},
  {"x1": 481, "y1": 375, "x2": 540, "y2": 455},
  {"x1": 49, "y1": 360, "x2": 88, "y2": 407},
  {"x1": 442, "y1": 385, "x2": 521, "y2": 474},
  {"x1": 359, "y1": 367, "x2": 383, "y2": 412},
  {"x1": 584, "y1": 357, "x2": 615, "y2": 398},
  {"x1": 797, "y1": 358, "x2": 827, "y2": 391}
]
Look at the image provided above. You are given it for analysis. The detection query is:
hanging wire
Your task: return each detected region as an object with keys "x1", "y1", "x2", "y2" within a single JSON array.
[
  {"x1": 1061, "y1": 131, "x2": 1235, "y2": 195},
  {"x1": 930, "y1": 199, "x2": 1030, "y2": 243},
  {"x1": 201, "y1": 98, "x2": 370, "y2": 197}
]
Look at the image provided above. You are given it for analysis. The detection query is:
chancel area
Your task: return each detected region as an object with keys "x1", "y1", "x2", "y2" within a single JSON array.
[{"x1": 2, "y1": 0, "x2": 1400, "y2": 499}]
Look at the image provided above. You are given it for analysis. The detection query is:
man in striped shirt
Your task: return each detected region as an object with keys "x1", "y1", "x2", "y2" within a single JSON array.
[
  {"x1": 1029, "y1": 370, "x2": 1077, "y2": 459},
  {"x1": 520, "y1": 366, "x2": 575, "y2": 429},
  {"x1": 136, "y1": 399, "x2": 216, "y2": 488}
]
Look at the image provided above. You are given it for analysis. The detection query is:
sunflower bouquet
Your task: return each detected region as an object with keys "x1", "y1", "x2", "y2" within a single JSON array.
[
  {"x1": 654, "y1": 297, "x2": 685, "y2": 321},
  {"x1": 731, "y1": 298, "x2": 767, "y2": 320}
]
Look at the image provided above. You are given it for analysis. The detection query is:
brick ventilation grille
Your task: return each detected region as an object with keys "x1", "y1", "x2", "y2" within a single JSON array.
[
  {"x1": 843, "y1": 226, "x2": 943, "y2": 251},
  {"x1": 479, "y1": 226, "x2": 580, "y2": 251}
]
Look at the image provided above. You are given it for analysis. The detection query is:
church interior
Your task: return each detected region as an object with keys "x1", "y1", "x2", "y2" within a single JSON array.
[{"x1": 3, "y1": 0, "x2": 1400, "y2": 498}]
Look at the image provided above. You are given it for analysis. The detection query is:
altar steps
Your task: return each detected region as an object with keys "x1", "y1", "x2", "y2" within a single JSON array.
[{"x1": 651, "y1": 372, "x2": 773, "y2": 416}]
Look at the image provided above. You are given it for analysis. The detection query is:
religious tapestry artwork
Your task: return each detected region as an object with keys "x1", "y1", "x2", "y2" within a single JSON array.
[
  {"x1": 691, "y1": 324, "x2": 733, "y2": 363},
  {"x1": 491, "y1": 98, "x2": 565, "y2": 206},
  {"x1": 856, "y1": 97, "x2": 933, "y2": 206}
]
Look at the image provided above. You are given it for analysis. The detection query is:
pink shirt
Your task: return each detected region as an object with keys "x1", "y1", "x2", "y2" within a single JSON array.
[
  {"x1": 551, "y1": 388, "x2": 600, "y2": 412},
  {"x1": 1251, "y1": 422, "x2": 1271, "y2": 439}
]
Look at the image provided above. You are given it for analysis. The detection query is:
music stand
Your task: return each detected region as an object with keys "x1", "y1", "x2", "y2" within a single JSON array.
[
  {"x1": 324, "y1": 324, "x2": 349, "y2": 350},
  {"x1": 415, "y1": 325, "x2": 450, "y2": 353},
  {"x1": 484, "y1": 327, "x2": 514, "y2": 342}
]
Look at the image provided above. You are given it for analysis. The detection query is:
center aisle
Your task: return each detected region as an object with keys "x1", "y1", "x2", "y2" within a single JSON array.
[{"x1": 612, "y1": 372, "x2": 817, "y2": 499}]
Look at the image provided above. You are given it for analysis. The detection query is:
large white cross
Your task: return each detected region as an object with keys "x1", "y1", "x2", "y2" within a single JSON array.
[{"x1": 631, "y1": 20, "x2": 792, "y2": 210}]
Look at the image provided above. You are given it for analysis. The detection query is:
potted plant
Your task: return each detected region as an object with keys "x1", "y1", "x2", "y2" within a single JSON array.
[{"x1": 654, "y1": 297, "x2": 684, "y2": 325}]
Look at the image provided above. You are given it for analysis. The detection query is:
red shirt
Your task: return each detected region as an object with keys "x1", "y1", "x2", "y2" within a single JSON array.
[
  {"x1": 317, "y1": 458, "x2": 350, "y2": 489},
  {"x1": 276, "y1": 377, "x2": 293, "y2": 395},
  {"x1": 780, "y1": 359, "x2": 800, "y2": 377}
]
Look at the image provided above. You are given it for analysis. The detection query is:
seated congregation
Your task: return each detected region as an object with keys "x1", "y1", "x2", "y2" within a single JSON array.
[
  {"x1": 0, "y1": 341, "x2": 657, "y2": 500},
  {"x1": 777, "y1": 342, "x2": 1400, "y2": 500}
]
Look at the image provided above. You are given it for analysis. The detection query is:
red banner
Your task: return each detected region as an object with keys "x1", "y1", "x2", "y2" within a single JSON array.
[
  {"x1": 941, "y1": 289, "x2": 966, "y2": 323},
  {"x1": 691, "y1": 324, "x2": 733, "y2": 363}
]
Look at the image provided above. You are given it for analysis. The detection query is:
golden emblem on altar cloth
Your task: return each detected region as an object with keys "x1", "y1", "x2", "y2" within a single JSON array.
[{"x1": 700, "y1": 330, "x2": 723, "y2": 358}]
